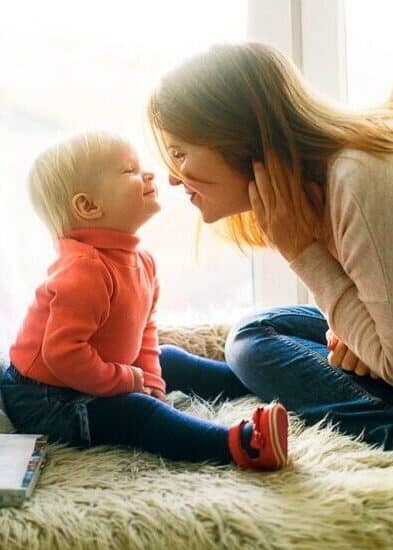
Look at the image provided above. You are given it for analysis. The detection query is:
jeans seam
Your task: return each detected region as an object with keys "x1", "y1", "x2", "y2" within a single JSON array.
[
  {"x1": 262, "y1": 325, "x2": 380, "y2": 404},
  {"x1": 262, "y1": 312, "x2": 327, "y2": 325},
  {"x1": 77, "y1": 402, "x2": 92, "y2": 447}
]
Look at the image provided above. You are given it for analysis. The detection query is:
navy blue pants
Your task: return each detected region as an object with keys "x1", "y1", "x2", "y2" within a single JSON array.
[
  {"x1": 1, "y1": 345, "x2": 249, "y2": 463},
  {"x1": 87, "y1": 345, "x2": 249, "y2": 462}
]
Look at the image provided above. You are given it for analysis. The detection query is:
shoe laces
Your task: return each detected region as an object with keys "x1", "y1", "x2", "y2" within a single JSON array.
[
  {"x1": 250, "y1": 425, "x2": 265, "y2": 450},
  {"x1": 249, "y1": 408, "x2": 265, "y2": 451}
]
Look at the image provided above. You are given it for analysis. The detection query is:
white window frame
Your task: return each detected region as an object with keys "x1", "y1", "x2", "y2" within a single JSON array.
[{"x1": 247, "y1": 0, "x2": 347, "y2": 307}]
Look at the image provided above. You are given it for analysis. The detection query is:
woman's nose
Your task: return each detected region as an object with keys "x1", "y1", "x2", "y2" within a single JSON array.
[{"x1": 168, "y1": 173, "x2": 183, "y2": 186}]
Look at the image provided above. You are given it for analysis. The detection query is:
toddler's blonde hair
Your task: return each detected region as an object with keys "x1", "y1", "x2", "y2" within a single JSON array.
[{"x1": 28, "y1": 132, "x2": 129, "y2": 238}]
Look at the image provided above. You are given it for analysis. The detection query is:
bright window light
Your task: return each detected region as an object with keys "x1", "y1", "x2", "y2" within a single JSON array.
[
  {"x1": 0, "y1": 1, "x2": 250, "y2": 349},
  {"x1": 345, "y1": 0, "x2": 393, "y2": 108}
]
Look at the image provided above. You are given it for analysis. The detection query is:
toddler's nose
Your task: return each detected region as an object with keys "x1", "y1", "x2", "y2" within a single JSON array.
[
  {"x1": 143, "y1": 171, "x2": 155, "y2": 182},
  {"x1": 169, "y1": 173, "x2": 183, "y2": 186}
]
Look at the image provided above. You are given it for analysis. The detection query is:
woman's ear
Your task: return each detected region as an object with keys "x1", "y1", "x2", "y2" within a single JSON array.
[{"x1": 71, "y1": 193, "x2": 103, "y2": 221}]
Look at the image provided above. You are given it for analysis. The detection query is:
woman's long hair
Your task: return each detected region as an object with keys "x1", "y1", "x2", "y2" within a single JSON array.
[{"x1": 148, "y1": 42, "x2": 393, "y2": 248}]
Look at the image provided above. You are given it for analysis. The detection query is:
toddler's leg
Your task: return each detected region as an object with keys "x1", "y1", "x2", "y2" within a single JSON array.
[
  {"x1": 87, "y1": 392, "x2": 230, "y2": 462},
  {"x1": 160, "y1": 344, "x2": 249, "y2": 400},
  {"x1": 86, "y1": 393, "x2": 288, "y2": 469}
]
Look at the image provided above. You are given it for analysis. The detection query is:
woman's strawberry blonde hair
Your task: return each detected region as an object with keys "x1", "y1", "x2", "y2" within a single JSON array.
[{"x1": 148, "y1": 42, "x2": 393, "y2": 248}]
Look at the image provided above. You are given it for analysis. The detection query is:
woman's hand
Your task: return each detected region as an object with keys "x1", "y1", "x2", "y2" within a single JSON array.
[
  {"x1": 326, "y1": 329, "x2": 379, "y2": 379},
  {"x1": 248, "y1": 160, "x2": 318, "y2": 261}
]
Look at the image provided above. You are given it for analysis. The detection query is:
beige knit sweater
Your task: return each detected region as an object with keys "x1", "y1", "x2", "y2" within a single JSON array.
[{"x1": 290, "y1": 149, "x2": 393, "y2": 384}]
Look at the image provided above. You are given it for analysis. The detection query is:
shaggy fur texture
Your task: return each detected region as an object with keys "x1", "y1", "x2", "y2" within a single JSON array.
[{"x1": 1, "y1": 325, "x2": 393, "y2": 550}]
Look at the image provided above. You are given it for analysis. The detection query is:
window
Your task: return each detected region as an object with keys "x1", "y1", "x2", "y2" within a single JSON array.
[
  {"x1": 0, "y1": 1, "x2": 250, "y2": 349},
  {"x1": 345, "y1": 0, "x2": 393, "y2": 108},
  {"x1": 247, "y1": 0, "x2": 393, "y2": 309}
]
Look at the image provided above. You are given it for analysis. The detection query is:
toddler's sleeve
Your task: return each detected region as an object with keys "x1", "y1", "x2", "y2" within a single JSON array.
[
  {"x1": 43, "y1": 256, "x2": 135, "y2": 395},
  {"x1": 134, "y1": 253, "x2": 165, "y2": 392}
]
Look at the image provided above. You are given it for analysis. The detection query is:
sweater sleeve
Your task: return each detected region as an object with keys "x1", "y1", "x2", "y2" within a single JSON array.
[
  {"x1": 290, "y1": 151, "x2": 393, "y2": 384},
  {"x1": 134, "y1": 253, "x2": 165, "y2": 392},
  {"x1": 42, "y1": 256, "x2": 134, "y2": 396}
]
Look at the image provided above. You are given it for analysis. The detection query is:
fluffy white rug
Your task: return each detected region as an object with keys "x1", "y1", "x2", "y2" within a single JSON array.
[{"x1": 1, "y1": 325, "x2": 393, "y2": 550}]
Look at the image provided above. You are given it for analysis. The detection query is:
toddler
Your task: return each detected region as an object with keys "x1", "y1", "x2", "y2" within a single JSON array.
[{"x1": 1, "y1": 133, "x2": 288, "y2": 470}]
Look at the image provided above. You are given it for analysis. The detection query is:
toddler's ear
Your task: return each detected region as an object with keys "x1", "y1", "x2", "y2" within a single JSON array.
[{"x1": 72, "y1": 193, "x2": 102, "y2": 220}]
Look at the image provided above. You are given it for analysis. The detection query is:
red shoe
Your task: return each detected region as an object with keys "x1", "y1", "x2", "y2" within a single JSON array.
[{"x1": 228, "y1": 402, "x2": 288, "y2": 470}]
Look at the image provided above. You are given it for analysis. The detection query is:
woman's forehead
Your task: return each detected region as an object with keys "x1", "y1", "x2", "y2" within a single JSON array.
[{"x1": 161, "y1": 130, "x2": 186, "y2": 148}]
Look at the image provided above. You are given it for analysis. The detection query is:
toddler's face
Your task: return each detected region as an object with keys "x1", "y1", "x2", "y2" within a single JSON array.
[{"x1": 96, "y1": 143, "x2": 160, "y2": 233}]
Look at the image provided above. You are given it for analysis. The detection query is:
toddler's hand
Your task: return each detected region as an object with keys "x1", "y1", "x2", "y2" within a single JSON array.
[
  {"x1": 144, "y1": 387, "x2": 166, "y2": 401},
  {"x1": 130, "y1": 366, "x2": 145, "y2": 392},
  {"x1": 325, "y1": 329, "x2": 379, "y2": 379},
  {"x1": 151, "y1": 389, "x2": 166, "y2": 401}
]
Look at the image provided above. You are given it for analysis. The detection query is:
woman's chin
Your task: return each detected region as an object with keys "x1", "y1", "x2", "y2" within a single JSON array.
[
  {"x1": 200, "y1": 210, "x2": 222, "y2": 224},
  {"x1": 200, "y1": 205, "x2": 251, "y2": 224}
]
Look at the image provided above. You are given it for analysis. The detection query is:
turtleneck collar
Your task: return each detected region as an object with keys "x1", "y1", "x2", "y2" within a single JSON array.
[
  {"x1": 59, "y1": 228, "x2": 141, "y2": 266},
  {"x1": 63, "y1": 227, "x2": 140, "y2": 251}
]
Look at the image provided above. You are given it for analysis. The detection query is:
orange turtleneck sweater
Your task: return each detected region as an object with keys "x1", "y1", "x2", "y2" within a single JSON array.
[{"x1": 10, "y1": 228, "x2": 165, "y2": 396}]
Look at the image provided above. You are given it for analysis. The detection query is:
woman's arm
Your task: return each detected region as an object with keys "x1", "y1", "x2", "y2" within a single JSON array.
[{"x1": 290, "y1": 151, "x2": 393, "y2": 383}]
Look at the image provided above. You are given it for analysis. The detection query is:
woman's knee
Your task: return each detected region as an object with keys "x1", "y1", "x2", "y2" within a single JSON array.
[
  {"x1": 225, "y1": 304, "x2": 327, "y2": 371},
  {"x1": 225, "y1": 305, "x2": 308, "y2": 370},
  {"x1": 224, "y1": 313, "x2": 275, "y2": 375}
]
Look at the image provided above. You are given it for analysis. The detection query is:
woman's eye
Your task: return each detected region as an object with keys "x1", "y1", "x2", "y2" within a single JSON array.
[{"x1": 171, "y1": 149, "x2": 185, "y2": 161}]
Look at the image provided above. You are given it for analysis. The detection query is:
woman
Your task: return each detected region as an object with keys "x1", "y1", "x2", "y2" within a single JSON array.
[{"x1": 148, "y1": 42, "x2": 393, "y2": 450}]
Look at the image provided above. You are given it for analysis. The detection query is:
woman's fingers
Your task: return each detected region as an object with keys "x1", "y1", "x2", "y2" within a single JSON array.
[
  {"x1": 252, "y1": 161, "x2": 276, "y2": 210},
  {"x1": 353, "y1": 362, "x2": 370, "y2": 376},
  {"x1": 249, "y1": 180, "x2": 267, "y2": 235},
  {"x1": 326, "y1": 328, "x2": 338, "y2": 350},
  {"x1": 328, "y1": 340, "x2": 349, "y2": 367},
  {"x1": 330, "y1": 342, "x2": 364, "y2": 374},
  {"x1": 248, "y1": 180, "x2": 265, "y2": 213},
  {"x1": 327, "y1": 335, "x2": 380, "y2": 379},
  {"x1": 340, "y1": 349, "x2": 359, "y2": 372}
]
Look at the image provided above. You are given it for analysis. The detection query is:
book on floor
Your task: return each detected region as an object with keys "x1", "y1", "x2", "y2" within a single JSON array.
[{"x1": 0, "y1": 434, "x2": 47, "y2": 507}]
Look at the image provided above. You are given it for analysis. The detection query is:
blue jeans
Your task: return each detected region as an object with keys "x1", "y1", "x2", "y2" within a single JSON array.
[
  {"x1": 0, "y1": 345, "x2": 248, "y2": 462},
  {"x1": 225, "y1": 304, "x2": 393, "y2": 450}
]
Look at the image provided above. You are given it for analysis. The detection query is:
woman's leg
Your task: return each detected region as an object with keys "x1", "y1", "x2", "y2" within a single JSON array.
[
  {"x1": 160, "y1": 344, "x2": 249, "y2": 400},
  {"x1": 225, "y1": 304, "x2": 393, "y2": 450}
]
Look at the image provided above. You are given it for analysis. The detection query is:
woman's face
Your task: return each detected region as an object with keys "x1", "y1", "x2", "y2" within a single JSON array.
[{"x1": 162, "y1": 131, "x2": 251, "y2": 223}]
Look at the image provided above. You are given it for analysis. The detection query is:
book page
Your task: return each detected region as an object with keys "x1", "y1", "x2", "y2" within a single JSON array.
[{"x1": 0, "y1": 434, "x2": 39, "y2": 490}]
